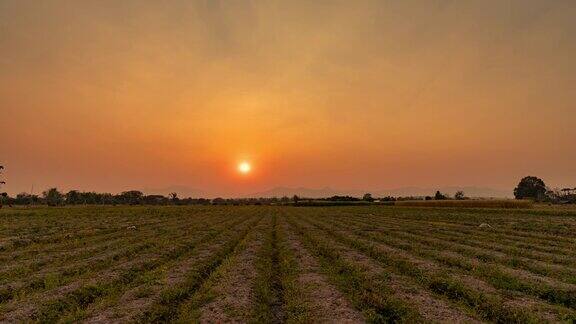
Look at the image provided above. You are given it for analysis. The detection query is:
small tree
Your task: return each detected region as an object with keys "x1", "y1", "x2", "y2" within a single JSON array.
[
  {"x1": 434, "y1": 191, "x2": 447, "y2": 200},
  {"x1": 43, "y1": 188, "x2": 64, "y2": 206},
  {"x1": 118, "y1": 190, "x2": 144, "y2": 205},
  {"x1": 362, "y1": 193, "x2": 374, "y2": 202},
  {"x1": 66, "y1": 190, "x2": 82, "y2": 205},
  {"x1": 0, "y1": 165, "x2": 5, "y2": 207},
  {"x1": 169, "y1": 192, "x2": 179, "y2": 204},
  {"x1": 212, "y1": 197, "x2": 225, "y2": 205},
  {"x1": 454, "y1": 191, "x2": 466, "y2": 200},
  {"x1": 16, "y1": 193, "x2": 33, "y2": 205},
  {"x1": 514, "y1": 176, "x2": 547, "y2": 200},
  {"x1": 292, "y1": 195, "x2": 300, "y2": 204}
]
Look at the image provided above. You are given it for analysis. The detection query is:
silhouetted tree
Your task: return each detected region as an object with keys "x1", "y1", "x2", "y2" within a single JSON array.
[
  {"x1": 117, "y1": 190, "x2": 144, "y2": 205},
  {"x1": 362, "y1": 193, "x2": 374, "y2": 202},
  {"x1": 0, "y1": 165, "x2": 6, "y2": 208},
  {"x1": 144, "y1": 195, "x2": 168, "y2": 205},
  {"x1": 514, "y1": 176, "x2": 547, "y2": 200},
  {"x1": 454, "y1": 191, "x2": 466, "y2": 200},
  {"x1": 435, "y1": 191, "x2": 447, "y2": 200},
  {"x1": 66, "y1": 190, "x2": 82, "y2": 204},
  {"x1": 15, "y1": 193, "x2": 34, "y2": 205},
  {"x1": 327, "y1": 195, "x2": 360, "y2": 201},
  {"x1": 292, "y1": 195, "x2": 300, "y2": 204},
  {"x1": 43, "y1": 188, "x2": 64, "y2": 206},
  {"x1": 212, "y1": 197, "x2": 225, "y2": 205}
]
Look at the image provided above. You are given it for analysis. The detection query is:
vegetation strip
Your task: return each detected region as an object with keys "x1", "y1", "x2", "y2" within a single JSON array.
[
  {"x1": 0, "y1": 217, "x2": 226, "y2": 300},
  {"x1": 0, "y1": 208, "x2": 177, "y2": 255},
  {"x1": 286, "y1": 215, "x2": 423, "y2": 323},
  {"x1": 331, "y1": 213, "x2": 576, "y2": 282},
  {"x1": 2, "y1": 215, "x2": 254, "y2": 322},
  {"x1": 81, "y1": 214, "x2": 264, "y2": 322},
  {"x1": 0, "y1": 214, "x2": 236, "y2": 309},
  {"x1": 136, "y1": 217, "x2": 263, "y2": 322},
  {"x1": 251, "y1": 214, "x2": 285, "y2": 323},
  {"x1": 173, "y1": 216, "x2": 271, "y2": 322},
  {"x1": 323, "y1": 212, "x2": 576, "y2": 312},
  {"x1": 298, "y1": 214, "x2": 545, "y2": 323},
  {"x1": 0, "y1": 211, "x2": 202, "y2": 273},
  {"x1": 278, "y1": 218, "x2": 361, "y2": 322}
]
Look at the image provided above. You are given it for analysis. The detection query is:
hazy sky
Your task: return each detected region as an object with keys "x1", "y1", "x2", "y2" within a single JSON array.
[{"x1": 1, "y1": 0, "x2": 575, "y2": 196}]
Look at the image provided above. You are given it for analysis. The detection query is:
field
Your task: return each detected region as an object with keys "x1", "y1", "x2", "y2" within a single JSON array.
[{"x1": 1, "y1": 205, "x2": 576, "y2": 323}]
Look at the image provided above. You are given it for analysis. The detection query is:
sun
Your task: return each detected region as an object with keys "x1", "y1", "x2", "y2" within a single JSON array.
[{"x1": 238, "y1": 162, "x2": 252, "y2": 174}]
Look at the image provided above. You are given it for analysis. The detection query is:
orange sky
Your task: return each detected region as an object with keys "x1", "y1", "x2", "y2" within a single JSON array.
[{"x1": 1, "y1": 0, "x2": 575, "y2": 196}]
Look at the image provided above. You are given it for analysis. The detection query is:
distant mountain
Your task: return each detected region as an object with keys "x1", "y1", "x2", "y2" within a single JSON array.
[
  {"x1": 249, "y1": 186, "x2": 511, "y2": 199},
  {"x1": 142, "y1": 185, "x2": 206, "y2": 198}
]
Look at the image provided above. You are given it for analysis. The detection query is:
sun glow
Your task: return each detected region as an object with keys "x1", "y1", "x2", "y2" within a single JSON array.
[{"x1": 238, "y1": 162, "x2": 252, "y2": 174}]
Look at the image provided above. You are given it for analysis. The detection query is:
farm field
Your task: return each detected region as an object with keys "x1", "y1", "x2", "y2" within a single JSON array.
[{"x1": 1, "y1": 206, "x2": 576, "y2": 323}]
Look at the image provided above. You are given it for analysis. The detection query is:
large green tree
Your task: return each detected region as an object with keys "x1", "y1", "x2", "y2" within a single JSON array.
[{"x1": 514, "y1": 176, "x2": 547, "y2": 200}]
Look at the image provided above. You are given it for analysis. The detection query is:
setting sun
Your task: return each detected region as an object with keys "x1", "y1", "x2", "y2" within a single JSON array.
[{"x1": 238, "y1": 162, "x2": 252, "y2": 175}]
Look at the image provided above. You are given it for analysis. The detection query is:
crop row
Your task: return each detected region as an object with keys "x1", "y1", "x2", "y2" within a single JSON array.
[{"x1": 287, "y1": 208, "x2": 576, "y2": 322}]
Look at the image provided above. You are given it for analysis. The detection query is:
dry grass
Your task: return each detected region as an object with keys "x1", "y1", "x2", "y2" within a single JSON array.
[{"x1": 395, "y1": 199, "x2": 533, "y2": 209}]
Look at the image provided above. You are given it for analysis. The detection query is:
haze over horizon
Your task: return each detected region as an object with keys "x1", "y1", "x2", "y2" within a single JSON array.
[{"x1": 1, "y1": 0, "x2": 575, "y2": 197}]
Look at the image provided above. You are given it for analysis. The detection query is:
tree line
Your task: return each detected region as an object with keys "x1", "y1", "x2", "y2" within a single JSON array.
[
  {"x1": 1, "y1": 188, "x2": 470, "y2": 207},
  {"x1": 0, "y1": 165, "x2": 573, "y2": 207},
  {"x1": 3, "y1": 189, "x2": 388, "y2": 206},
  {"x1": 7, "y1": 189, "x2": 213, "y2": 206}
]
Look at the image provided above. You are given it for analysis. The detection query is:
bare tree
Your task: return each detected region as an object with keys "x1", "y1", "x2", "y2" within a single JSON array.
[
  {"x1": 292, "y1": 195, "x2": 300, "y2": 204},
  {"x1": 454, "y1": 191, "x2": 466, "y2": 200},
  {"x1": 0, "y1": 165, "x2": 5, "y2": 208}
]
